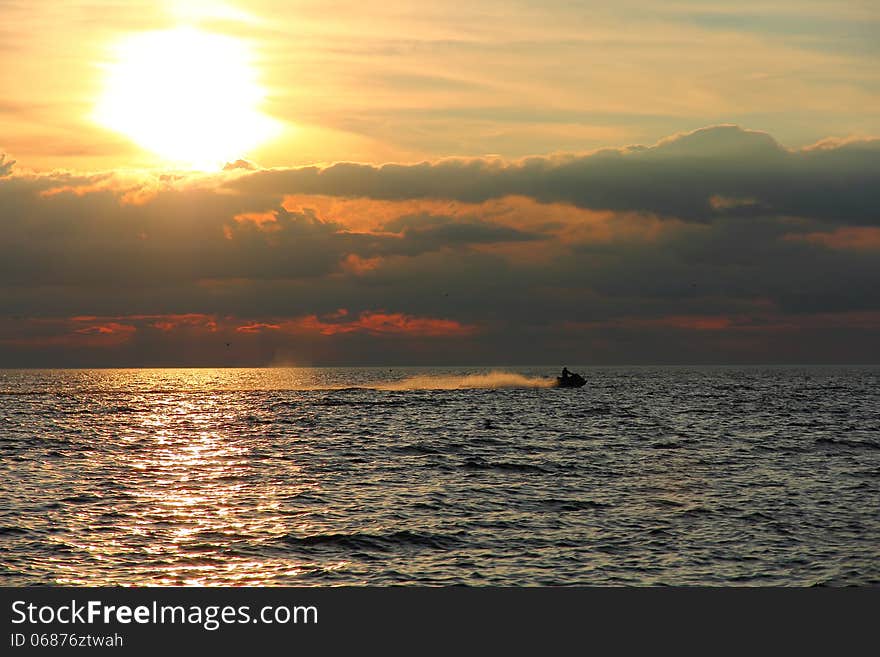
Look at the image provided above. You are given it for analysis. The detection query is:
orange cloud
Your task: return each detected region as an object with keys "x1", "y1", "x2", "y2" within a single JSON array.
[
  {"x1": 233, "y1": 211, "x2": 279, "y2": 228},
  {"x1": 146, "y1": 314, "x2": 219, "y2": 332},
  {"x1": 566, "y1": 311, "x2": 880, "y2": 333},
  {"x1": 709, "y1": 195, "x2": 758, "y2": 210},
  {"x1": 73, "y1": 322, "x2": 136, "y2": 336},
  {"x1": 567, "y1": 314, "x2": 735, "y2": 331},
  {"x1": 237, "y1": 310, "x2": 477, "y2": 337},
  {"x1": 340, "y1": 253, "x2": 383, "y2": 275},
  {"x1": 280, "y1": 194, "x2": 667, "y2": 239},
  {"x1": 37, "y1": 173, "x2": 174, "y2": 206},
  {"x1": 786, "y1": 227, "x2": 880, "y2": 251},
  {"x1": 278, "y1": 194, "x2": 676, "y2": 269},
  {"x1": 40, "y1": 183, "x2": 111, "y2": 199},
  {"x1": 3, "y1": 311, "x2": 472, "y2": 347},
  {"x1": 236, "y1": 322, "x2": 282, "y2": 333},
  {"x1": 71, "y1": 313, "x2": 218, "y2": 332},
  {"x1": 0, "y1": 317, "x2": 138, "y2": 348}
]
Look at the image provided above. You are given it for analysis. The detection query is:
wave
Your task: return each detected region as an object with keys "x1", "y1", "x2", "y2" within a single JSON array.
[
  {"x1": 282, "y1": 529, "x2": 463, "y2": 552},
  {"x1": 815, "y1": 437, "x2": 880, "y2": 451},
  {"x1": 0, "y1": 525, "x2": 28, "y2": 536},
  {"x1": 462, "y1": 457, "x2": 549, "y2": 473},
  {"x1": 373, "y1": 371, "x2": 556, "y2": 391},
  {"x1": 540, "y1": 498, "x2": 610, "y2": 512}
]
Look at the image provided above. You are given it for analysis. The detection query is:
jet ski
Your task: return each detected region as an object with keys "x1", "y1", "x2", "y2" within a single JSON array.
[{"x1": 556, "y1": 370, "x2": 586, "y2": 388}]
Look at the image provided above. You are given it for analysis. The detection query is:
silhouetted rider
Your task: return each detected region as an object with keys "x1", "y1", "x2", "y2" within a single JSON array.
[{"x1": 561, "y1": 367, "x2": 571, "y2": 380}]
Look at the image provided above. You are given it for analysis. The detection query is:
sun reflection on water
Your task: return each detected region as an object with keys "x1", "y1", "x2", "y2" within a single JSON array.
[{"x1": 47, "y1": 369, "x2": 338, "y2": 586}]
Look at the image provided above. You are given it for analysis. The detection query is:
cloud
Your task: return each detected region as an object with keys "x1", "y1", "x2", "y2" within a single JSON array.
[
  {"x1": 234, "y1": 310, "x2": 477, "y2": 337},
  {"x1": 223, "y1": 159, "x2": 257, "y2": 171},
  {"x1": 382, "y1": 212, "x2": 546, "y2": 253},
  {"x1": 236, "y1": 322, "x2": 282, "y2": 333},
  {"x1": 232, "y1": 125, "x2": 880, "y2": 224},
  {"x1": 786, "y1": 227, "x2": 880, "y2": 251},
  {"x1": 0, "y1": 125, "x2": 878, "y2": 365},
  {"x1": 565, "y1": 310, "x2": 880, "y2": 336},
  {"x1": 0, "y1": 153, "x2": 14, "y2": 176},
  {"x1": 0, "y1": 310, "x2": 477, "y2": 367}
]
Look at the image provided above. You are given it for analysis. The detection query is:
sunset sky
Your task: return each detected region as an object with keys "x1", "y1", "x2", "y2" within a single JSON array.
[{"x1": 1, "y1": 0, "x2": 879, "y2": 365}]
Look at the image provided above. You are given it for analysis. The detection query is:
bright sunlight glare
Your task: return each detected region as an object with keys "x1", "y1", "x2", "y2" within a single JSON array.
[{"x1": 93, "y1": 27, "x2": 279, "y2": 170}]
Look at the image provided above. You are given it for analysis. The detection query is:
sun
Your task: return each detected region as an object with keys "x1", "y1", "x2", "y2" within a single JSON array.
[{"x1": 93, "y1": 26, "x2": 279, "y2": 170}]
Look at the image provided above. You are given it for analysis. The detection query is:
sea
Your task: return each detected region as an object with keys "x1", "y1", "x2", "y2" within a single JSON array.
[{"x1": 1, "y1": 366, "x2": 878, "y2": 586}]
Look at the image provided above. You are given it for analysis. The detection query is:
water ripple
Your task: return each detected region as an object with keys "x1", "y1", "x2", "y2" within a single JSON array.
[{"x1": 1, "y1": 365, "x2": 879, "y2": 586}]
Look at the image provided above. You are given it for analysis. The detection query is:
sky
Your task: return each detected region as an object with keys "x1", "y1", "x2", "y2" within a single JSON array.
[{"x1": 1, "y1": 0, "x2": 879, "y2": 366}]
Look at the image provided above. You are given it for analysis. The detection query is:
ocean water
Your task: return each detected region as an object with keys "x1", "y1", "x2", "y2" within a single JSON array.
[{"x1": 1, "y1": 366, "x2": 878, "y2": 586}]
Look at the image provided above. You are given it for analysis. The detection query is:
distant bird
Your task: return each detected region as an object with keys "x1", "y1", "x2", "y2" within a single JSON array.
[
  {"x1": 484, "y1": 419, "x2": 493, "y2": 429},
  {"x1": 225, "y1": 342, "x2": 231, "y2": 348}
]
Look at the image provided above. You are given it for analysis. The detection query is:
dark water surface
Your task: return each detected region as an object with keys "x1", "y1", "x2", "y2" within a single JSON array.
[{"x1": 1, "y1": 366, "x2": 878, "y2": 586}]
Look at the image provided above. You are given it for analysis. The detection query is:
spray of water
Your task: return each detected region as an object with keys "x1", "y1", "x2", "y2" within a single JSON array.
[{"x1": 374, "y1": 371, "x2": 557, "y2": 391}]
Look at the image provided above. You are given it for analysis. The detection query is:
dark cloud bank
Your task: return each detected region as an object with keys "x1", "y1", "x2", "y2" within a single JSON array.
[
  {"x1": 1, "y1": 125, "x2": 878, "y2": 366},
  {"x1": 232, "y1": 125, "x2": 880, "y2": 224}
]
